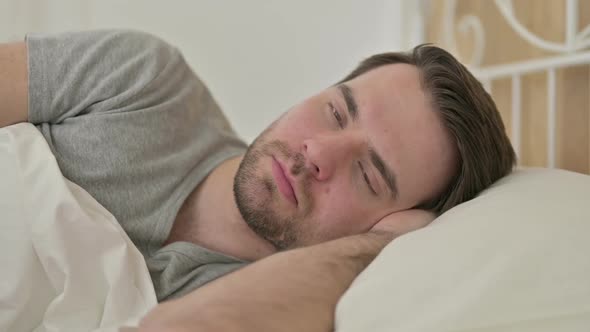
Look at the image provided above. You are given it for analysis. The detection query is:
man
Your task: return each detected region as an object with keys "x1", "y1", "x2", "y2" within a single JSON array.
[{"x1": 0, "y1": 30, "x2": 515, "y2": 330}]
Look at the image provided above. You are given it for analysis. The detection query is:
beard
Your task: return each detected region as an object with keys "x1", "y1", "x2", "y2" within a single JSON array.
[{"x1": 233, "y1": 127, "x2": 313, "y2": 251}]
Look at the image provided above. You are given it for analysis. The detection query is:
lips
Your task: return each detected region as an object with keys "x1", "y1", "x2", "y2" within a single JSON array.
[{"x1": 271, "y1": 157, "x2": 298, "y2": 206}]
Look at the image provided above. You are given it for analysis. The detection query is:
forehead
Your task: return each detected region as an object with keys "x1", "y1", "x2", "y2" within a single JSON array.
[
  {"x1": 344, "y1": 64, "x2": 456, "y2": 206},
  {"x1": 346, "y1": 63, "x2": 424, "y2": 113}
]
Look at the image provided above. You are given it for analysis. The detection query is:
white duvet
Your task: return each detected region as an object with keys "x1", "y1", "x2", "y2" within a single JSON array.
[{"x1": 0, "y1": 123, "x2": 157, "y2": 332}]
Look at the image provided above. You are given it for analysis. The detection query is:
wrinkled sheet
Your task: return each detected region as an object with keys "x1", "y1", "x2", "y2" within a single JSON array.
[{"x1": 0, "y1": 123, "x2": 157, "y2": 332}]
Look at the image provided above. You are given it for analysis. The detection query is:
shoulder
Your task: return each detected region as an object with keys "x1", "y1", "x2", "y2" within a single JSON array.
[
  {"x1": 80, "y1": 29, "x2": 194, "y2": 97},
  {"x1": 27, "y1": 29, "x2": 188, "y2": 83},
  {"x1": 99, "y1": 29, "x2": 178, "y2": 54},
  {"x1": 28, "y1": 28, "x2": 182, "y2": 60},
  {"x1": 89, "y1": 29, "x2": 185, "y2": 72}
]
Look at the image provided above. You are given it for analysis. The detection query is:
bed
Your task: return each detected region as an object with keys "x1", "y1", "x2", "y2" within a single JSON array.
[
  {"x1": 3, "y1": 134, "x2": 587, "y2": 332},
  {"x1": 1, "y1": 2, "x2": 589, "y2": 331}
]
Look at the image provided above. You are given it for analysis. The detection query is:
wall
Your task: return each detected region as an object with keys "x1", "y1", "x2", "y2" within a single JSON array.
[{"x1": 1, "y1": 0, "x2": 421, "y2": 142}]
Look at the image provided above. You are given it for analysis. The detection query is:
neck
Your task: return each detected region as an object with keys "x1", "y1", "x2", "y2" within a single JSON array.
[{"x1": 167, "y1": 156, "x2": 277, "y2": 261}]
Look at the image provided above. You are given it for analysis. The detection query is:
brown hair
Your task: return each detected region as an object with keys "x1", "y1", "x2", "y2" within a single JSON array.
[{"x1": 339, "y1": 44, "x2": 516, "y2": 214}]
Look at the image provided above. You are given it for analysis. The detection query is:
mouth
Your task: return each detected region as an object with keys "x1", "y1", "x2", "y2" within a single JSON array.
[{"x1": 271, "y1": 156, "x2": 298, "y2": 206}]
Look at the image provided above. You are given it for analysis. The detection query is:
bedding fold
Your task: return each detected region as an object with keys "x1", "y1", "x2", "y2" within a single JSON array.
[{"x1": 0, "y1": 123, "x2": 157, "y2": 332}]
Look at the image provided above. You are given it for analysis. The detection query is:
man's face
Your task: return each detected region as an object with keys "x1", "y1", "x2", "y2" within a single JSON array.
[{"x1": 234, "y1": 63, "x2": 457, "y2": 250}]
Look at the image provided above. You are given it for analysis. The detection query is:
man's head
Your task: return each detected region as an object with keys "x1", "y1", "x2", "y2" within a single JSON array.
[{"x1": 234, "y1": 44, "x2": 515, "y2": 250}]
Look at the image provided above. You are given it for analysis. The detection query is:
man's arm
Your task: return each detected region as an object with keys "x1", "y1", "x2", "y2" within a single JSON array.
[
  {"x1": 0, "y1": 41, "x2": 28, "y2": 128},
  {"x1": 138, "y1": 210, "x2": 434, "y2": 332}
]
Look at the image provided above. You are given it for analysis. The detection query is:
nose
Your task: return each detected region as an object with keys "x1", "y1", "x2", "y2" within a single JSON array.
[{"x1": 302, "y1": 131, "x2": 365, "y2": 181}]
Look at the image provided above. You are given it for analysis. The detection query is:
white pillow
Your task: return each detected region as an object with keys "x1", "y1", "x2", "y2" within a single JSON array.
[{"x1": 336, "y1": 168, "x2": 590, "y2": 332}]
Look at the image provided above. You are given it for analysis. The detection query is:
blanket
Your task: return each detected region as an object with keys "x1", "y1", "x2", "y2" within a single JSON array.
[{"x1": 0, "y1": 123, "x2": 157, "y2": 332}]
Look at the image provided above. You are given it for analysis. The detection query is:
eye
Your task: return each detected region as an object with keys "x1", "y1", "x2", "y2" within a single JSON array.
[
  {"x1": 357, "y1": 161, "x2": 377, "y2": 195},
  {"x1": 329, "y1": 102, "x2": 344, "y2": 129}
]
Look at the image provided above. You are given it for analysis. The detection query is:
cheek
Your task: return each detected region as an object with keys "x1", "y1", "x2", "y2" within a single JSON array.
[
  {"x1": 311, "y1": 181, "x2": 376, "y2": 235},
  {"x1": 275, "y1": 103, "x2": 326, "y2": 138}
]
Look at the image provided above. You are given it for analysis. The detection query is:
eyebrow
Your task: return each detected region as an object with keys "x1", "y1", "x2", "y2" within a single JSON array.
[
  {"x1": 337, "y1": 84, "x2": 358, "y2": 121},
  {"x1": 369, "y1": 147, "x2": 399, "y2": 199},
  {"x1": 337, "y1": 83, "x2": 399, "y2": 199}
]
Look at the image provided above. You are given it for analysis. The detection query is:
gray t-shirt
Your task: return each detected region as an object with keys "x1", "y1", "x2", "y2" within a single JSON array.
[{"x1": 27, "y1": 29, "x2": 249, "y2": 301}]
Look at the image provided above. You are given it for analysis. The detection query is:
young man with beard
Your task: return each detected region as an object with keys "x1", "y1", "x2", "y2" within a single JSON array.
[{"x1": 0, "y1": 30, "x2": 515, "y2": 331}]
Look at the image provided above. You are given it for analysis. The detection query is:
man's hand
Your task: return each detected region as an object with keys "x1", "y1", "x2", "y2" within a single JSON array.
[{"x1": 370, "y1": 209, "x2": 435, "y2": 236}]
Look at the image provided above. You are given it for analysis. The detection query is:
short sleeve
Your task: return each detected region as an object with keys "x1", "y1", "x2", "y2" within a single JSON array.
[
  {"x1": 26, "y1": 29, "x2": 182, "y2": 124},
  {"x1": 25, "y1": 30, "x2": 250, "y2": 299}
]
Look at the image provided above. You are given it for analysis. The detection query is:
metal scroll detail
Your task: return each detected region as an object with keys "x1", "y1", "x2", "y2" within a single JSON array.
[
  {"x1": 442, "y1": 0, "x2": 486, "y2": 66},
  {"x1": 441, "y1": 0, "x2": 590, "y2": 67}
]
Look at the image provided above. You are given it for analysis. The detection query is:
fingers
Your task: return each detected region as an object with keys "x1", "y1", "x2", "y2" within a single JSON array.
[{"x1": 370, "y1": 209, "x2": 435, "y2": 235}]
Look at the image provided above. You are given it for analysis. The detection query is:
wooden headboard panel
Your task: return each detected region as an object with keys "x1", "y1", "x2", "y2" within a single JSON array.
[{"x1": 424, "y1": 0, "x2": 590, "y2": 174}]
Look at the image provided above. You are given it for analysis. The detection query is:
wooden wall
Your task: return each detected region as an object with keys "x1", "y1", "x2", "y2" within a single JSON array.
[{"x1": 425, "y1": 0, "x2": 590, "y2": 174}]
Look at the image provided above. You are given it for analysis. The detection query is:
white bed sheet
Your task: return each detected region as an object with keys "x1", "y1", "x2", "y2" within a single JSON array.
[{"x1": 0, "y1": 123, "x2": 157, "y2": 332}]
